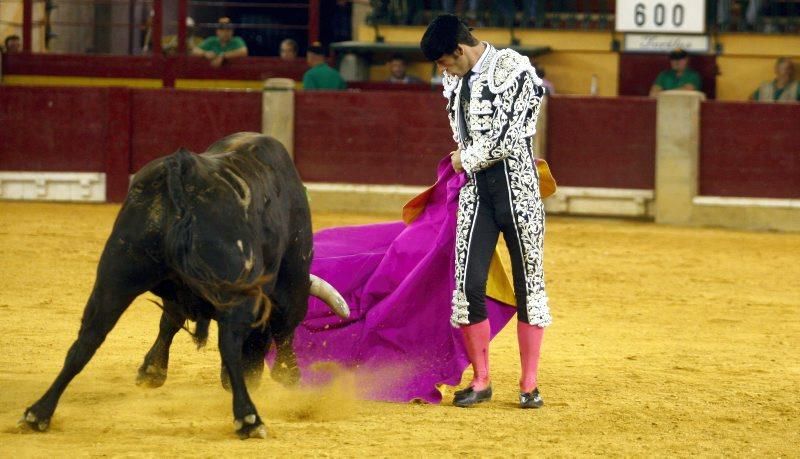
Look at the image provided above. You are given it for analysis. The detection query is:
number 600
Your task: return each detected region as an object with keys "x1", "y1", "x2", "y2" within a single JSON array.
[{"x1": 634, "y1": 2, "x2": 685, "y2": 27}]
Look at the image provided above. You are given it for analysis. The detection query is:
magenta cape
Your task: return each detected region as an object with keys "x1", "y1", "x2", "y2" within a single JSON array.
[{"x1": 286, "y1": 157, "x2": 516, "y2": 403}]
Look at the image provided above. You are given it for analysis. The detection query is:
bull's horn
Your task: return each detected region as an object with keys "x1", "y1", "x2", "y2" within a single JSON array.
[{"x1": 309, "y1": 274, "x2": 350, "y2": 318}]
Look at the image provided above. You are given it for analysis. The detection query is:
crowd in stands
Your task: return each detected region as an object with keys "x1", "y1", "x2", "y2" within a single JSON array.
[
  {"x1": 369, "y1": 0, "x2": 800, "y2": 31},
  {"x1": 1, "y1": 4, "x2": 797, "y2": 102}
]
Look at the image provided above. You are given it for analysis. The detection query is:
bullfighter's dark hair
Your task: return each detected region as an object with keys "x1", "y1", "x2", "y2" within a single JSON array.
[{"x1": 420, "y1": 14, "x2": 478, "y2": 61}]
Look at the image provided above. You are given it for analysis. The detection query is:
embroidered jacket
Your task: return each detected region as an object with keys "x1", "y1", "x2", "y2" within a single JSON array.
[{"x1": 442, "y1": 44, "x2": 545, "y2": 174}]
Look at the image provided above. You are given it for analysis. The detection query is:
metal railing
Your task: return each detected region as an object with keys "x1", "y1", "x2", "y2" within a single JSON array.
[{"x1": 1, "y1": 0, "x2": 321, "y2": 55}]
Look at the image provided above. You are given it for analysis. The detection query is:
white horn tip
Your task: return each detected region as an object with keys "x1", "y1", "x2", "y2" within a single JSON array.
[{"x1": 310, "y1": 274, "x2": 351, "y2": 318}]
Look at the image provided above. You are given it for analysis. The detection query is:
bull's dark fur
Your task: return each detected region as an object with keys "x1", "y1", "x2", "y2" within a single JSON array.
[{"x1": 21, "y1": 133, "x2": 312, "y2": 438}]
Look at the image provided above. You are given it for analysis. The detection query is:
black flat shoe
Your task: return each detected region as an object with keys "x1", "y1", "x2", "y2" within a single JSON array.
[
  {"x1": 519, "y1": 387, "x2": 544, "y2": 409},
  {"x1": 453, "y1": 385, "x2": 492, "y2": 407},
  {"x1": 453, "y1": 386, "x2": 474, "y2": 402}
]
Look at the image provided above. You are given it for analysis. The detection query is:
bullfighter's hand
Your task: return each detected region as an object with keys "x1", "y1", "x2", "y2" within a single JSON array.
[
  {"x1": 450, "y1": 149, "x2": 464, "y2": 173},
  {"x1": 210, "y1": 55, "x2": 224, "y2": 68}
]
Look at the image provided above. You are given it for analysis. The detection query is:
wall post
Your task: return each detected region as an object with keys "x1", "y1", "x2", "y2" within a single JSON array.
[
  {"x1": 262, "y1": 78, "x2": 296, "y2": 158},
  {"x1": 655, "y1": 90, "x2": 705, "y2": 225}
]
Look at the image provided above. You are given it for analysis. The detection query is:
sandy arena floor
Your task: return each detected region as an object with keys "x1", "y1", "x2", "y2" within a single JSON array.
[{"x1": 0, "y1": 201, "x2": 798, "y2": 457}]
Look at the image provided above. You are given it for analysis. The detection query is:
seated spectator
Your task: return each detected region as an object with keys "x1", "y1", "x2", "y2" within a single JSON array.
[
  {"x1": 280, "y1": 38, "x2": 299, "y2": 60},
  {"x1": 192, "y1": 17, "x2": 248, "y2": 68},
  {"x1": 750, "y1": 57, "x2": 799, "y2": 103},
  {"x1": 3, "y1": 35, "x2": 21, "y2": 53},
  {"x1": 162, "y1": 17, "x2": 202, "y2": 55},
  {"x1": 649, "y1": 48, "x2": 702, "y2": 97},
  {"x1": 385, "y1": 54, "x2": 423, "y2": 84},
  {"x1": 302, "y1": 42, "x2": 346, "y2": 90}
]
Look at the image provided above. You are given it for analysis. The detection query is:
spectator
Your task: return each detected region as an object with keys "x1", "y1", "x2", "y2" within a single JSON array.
[
  {"x1": 192, "y1": 17, "x2": 248, "y2": 68},
  {"x1": 751, "y1": 57, "x2": 799, "y2": 103},
  {"x1": 3, "y1": 35, "x2": 21, "y2": 53},
  {"x1": 279, "y1": 38, "x2": 299, "y2": 60},
  {"x1": 649, "y1": 48, "x2": 702, "y2": 97},
  {"x1": 302, "y1": 42, "x2": 346, "y2": 90},
  {"x1": 385, "y1": 53, "x2": 423, "y2": 84},
  {"x1": 162, "y1": 17, "x2": 202, "y2": 55}
]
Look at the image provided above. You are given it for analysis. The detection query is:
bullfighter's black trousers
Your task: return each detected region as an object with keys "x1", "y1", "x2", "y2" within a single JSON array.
[{"x1": 451, "y1": 155, "x2": 552, "y2": 328}]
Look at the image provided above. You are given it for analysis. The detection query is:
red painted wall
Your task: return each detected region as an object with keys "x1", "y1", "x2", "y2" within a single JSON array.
[
  {"x1": 0, "y1": 86, "x2": 261, "y2": 201},
  {"x1": 130, "y1": 89, "x2": 261, "y2": 171},
  {"x1": 294, "y1": 90, "x2": 452, "y2": 186},
  {"x1": 700, "y1": 101, "x2": 800, "y2": 199},
  {"x1": 0, "y1": 86, "x2": 111, "y2": 172},
  {"x1": 4, "y1": 86, "x2": 798, "y2": 203},
  {"x1": 545, "y1": 96, "x2": 657, "y2": 189}
]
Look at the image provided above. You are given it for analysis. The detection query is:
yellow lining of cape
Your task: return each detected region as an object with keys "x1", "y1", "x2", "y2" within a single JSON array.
[{"x1": 401, "y1": 159, "x2": 557, "y2": 308}]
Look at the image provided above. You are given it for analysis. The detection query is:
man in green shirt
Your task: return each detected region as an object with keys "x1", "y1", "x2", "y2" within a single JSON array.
[
  {"x1": 649, "y1": 48, "x2": 702, "y2": 97},
  {"x1": 192, "y1": 17, "x2": 248, "y2": 68},
  {"x1": 302, "y1": 43, "x2": 346, "y2": 91}
]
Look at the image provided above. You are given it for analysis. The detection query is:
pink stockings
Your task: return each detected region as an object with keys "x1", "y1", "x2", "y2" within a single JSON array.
[
  {"x1": 517, "y1": 321, "x2": 544, "y2": 393},
  {"x1": 460, "y1": 320, "x2": 491, "y2": 391}
]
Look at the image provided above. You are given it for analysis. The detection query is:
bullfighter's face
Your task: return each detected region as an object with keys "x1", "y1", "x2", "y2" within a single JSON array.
[{"x1": 435, "y1": 46, "x2": 470, "y2": 77}]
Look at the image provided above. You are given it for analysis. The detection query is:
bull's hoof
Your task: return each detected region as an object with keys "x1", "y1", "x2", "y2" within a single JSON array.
[
  {"x1": 233, "y1": 414, "x2": 267, "y2": 440},
  {"x1": 18, "y1": 408, "x2": 50, "y2": 432},
  {"x1": 136, "y1": 364, "x2": 167, "y2": 388},
  {"x1": 270, "y1": 362, "x2": 300, "y2": 387}
]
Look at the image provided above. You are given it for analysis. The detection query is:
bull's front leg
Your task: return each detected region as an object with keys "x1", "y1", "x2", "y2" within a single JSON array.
[
  {"x1": 218, "y1": 307, "x2": 267, "y2": 440},
  {"x1": 136, "y1": 308, "x2": 183, "y2": 388},
  {"x1": 272, "y1": 331, "x2": 300, "y2": 387},
  {"x1": 220, "y1": 327, "x2": 270, "y2": 392}
]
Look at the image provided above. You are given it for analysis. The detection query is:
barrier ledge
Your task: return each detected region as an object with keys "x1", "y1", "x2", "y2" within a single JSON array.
[
  {"x1": 304, "y1": 182, "x2": 425, "y2": 215},
  {"x1": 691, "y1": 197, "x2": 800, "y2": 232},
  {"x1": 0, "y1": 172, "x2": 106, "y2": 202},
  {"x1": 545, "y1": 186, "x2": 654, "y2": 218}
]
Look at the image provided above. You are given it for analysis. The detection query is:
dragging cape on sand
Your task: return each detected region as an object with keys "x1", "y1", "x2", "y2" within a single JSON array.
[{"x1": 275, "y1": 156, "x2": 556, "y2": 403}]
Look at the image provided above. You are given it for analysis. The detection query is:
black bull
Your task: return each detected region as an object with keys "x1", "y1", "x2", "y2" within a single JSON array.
[{"x1": 20, "y1": 133, "x2": 348, "y2": 439}]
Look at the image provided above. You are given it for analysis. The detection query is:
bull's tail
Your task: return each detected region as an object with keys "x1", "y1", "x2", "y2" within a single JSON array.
[{"x1": 163, "y1": 150, "x2": 272, "y2": 327}]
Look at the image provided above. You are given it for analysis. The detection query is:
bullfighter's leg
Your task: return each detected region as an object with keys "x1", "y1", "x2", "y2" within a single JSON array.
[
  {"x1": 21, "y1": 241, "x2": 160, "y2": 432},
  {"x1": 268, "y1": 237, "x2": 311, "y2": 387},
  {"x1": 136, "y1": 306, "x2": 184, "y2": 388},
  {"x1": 218, "y1": 302, "x2": 267, "y2": 439}
]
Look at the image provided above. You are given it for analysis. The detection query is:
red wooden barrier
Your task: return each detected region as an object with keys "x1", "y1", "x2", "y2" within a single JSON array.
[
  {"x1": 0, "y1": 86, "x2": 261, "y2": 202},
  {"x1": 130, "y1": 89, "x2": 261, "y2": 171},
  {"x1": 4, "y1": 86, "x2": 797, "y2": 204},
  {"x1": 700, "y1": 101, "x2": 800, "y2": 199},
  {"x1": 0, "y1": 86, "x2": 111, "y2": 172},
  {"x1": 294, "y1": 90, "x2": 453, "y2": 185},
  {"x1": 545, "y1": 96, "x2": 657, "y2": 189}
]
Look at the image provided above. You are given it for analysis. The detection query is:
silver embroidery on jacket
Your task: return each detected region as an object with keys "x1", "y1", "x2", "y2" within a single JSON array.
[{"x1": 444, "y1": 45, "x2": 551, "y2": 327}]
